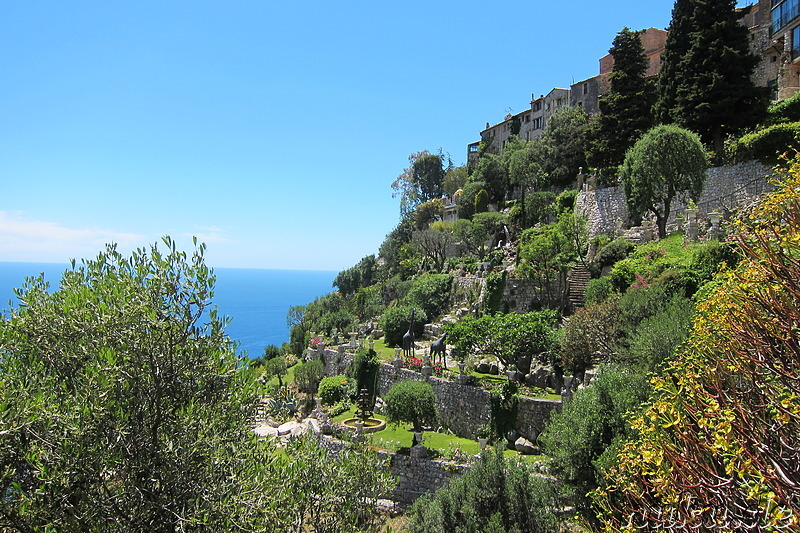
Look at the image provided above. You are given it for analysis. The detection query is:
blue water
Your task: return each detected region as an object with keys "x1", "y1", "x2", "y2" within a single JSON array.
[{"x1": 0, "y1": 262, "x2": 336, "y2": 358}]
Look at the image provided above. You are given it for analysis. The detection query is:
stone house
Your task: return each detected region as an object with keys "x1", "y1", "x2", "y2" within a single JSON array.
[
  {"x1": 571, "y1": 28, "x2": 667, "y2": 115},
  {"x1": 467, "y1": 87, "x2": 569, "y2": 163},
  {"x1": 744, "y1": 0, "x2": 800, "y2": 100}
]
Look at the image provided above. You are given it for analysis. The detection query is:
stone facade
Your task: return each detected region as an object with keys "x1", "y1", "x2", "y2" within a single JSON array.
[{"x1": 577, "y1": 161, "x2": 776, "y2": 239}]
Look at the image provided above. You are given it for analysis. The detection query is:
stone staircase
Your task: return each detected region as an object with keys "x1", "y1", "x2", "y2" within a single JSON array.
[{"x1": 567, "y1": 265, "x2": 592, "y2": 312}]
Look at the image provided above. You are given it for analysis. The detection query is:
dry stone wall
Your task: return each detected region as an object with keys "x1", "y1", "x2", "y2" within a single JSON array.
[
  {"x1": 318, "y1": 348, "x2": 561, "y2": 442},
  {"x1": 577, "y1": 160, "x2": 776, "y2": 239},
  {"x1": 316, "y1": 435, "x2": 468, "y2": 505}
]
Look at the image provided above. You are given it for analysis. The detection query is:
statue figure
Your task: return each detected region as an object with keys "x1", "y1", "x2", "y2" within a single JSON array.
[
  {"x1": 430, "y1": 333, "x2": 447, "y2": 367},
  {"x1": 402, "y1": 308, "x2": 416, "y2": 358}
]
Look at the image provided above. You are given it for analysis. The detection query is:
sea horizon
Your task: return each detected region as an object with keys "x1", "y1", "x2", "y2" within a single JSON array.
[{"x1": 0, "y1": 261, "x2": 337, "y2": 358}]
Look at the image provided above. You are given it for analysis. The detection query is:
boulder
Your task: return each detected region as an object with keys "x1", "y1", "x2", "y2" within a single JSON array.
[
  {"x1": 515, "y1": 437, "x2": 540, "y2": 455},
  {"x1": 476, "y1": 361, "x2": 491, "y2": 374},
  {"x1": 488, "y1": 364, "x2": 499, "y2": 375},
  {"x1": 516, "y1": 355, "x2": 532, "y2": 375},
  {"x1": 524, "y1": 366, "x2": 548, "y2": 389}
]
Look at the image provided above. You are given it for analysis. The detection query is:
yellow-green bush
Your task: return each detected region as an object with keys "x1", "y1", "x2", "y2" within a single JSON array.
[{"x1": 594, "y1": 156, "x2": 800, "y2": 532}]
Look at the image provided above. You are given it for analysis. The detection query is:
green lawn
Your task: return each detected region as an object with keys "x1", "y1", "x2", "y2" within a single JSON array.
[
  {"x1": 371, "y1": 338, "x2": 398, "y2": 362},
  {"x1": 330, "y1": 406, "x2": 543, "y2": 464}
]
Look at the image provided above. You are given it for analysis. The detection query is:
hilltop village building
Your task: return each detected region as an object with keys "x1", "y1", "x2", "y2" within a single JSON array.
[
  {"x1": 745, "y1": 0, "x2": 800, "y2": 99},
  {"x1": 468, "y1": 29, "x2": 666, "y2": 163},
  {"x1": 468, "y1": 3, "x2": 800, "y2": 161}
]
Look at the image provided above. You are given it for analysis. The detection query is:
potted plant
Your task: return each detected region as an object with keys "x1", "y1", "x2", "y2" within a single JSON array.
[
  {"x1": 506, "y1": 364, "x2": 517, "y2": 382},
  {"x1": 476, "y1": 425, "x2": 491, "y2": 450}
]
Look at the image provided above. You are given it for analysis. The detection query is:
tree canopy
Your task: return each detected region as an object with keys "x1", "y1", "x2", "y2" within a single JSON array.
[
  {"x1": 654, "y1": 0, "x2": 768, "y2": 154},
  {"x1": 588, "y1": 27, "x2": 655, "y2": 170},
  {"x1": 621, "y1": 124, "x2": 708, "y2": 238},
  {"x1": 392, "y1": 151, "x2": 447, "y2": 218}
]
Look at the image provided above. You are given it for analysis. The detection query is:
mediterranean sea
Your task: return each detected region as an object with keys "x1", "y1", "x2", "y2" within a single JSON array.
[{"x1": 0, "y1": 262, "x2": 336, "y2": 358}]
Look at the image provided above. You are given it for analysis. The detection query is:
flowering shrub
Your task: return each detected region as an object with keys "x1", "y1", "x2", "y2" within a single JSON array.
[
  {"x1": 402, "y1": 355, "x2": 444, "y2": 376},
  {"x1": 309, "y1": 335, "x2": 323, "y2": 348}
]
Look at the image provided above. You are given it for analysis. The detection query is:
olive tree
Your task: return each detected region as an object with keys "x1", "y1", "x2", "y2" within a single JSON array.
[
  {"x1": 383, "y1": 380, "x2": 437, "y2": 436},
  {"x1": 0, "y1": 238, "x2": 394, "y2": 532},
  {"x1": 0, "y1": 238, "x2": 272, "y2": 530},
  {"x1": 621, "y1": 124, "x2": 708, "y2": 238}
]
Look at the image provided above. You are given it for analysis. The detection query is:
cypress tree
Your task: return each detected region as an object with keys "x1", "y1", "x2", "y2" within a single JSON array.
[
  {"x1": 655, "y1": 0, "x2": 769, "y2": 155},
  {"x1": 588, "y1": 27, "x2": 655, "y2": 170}
]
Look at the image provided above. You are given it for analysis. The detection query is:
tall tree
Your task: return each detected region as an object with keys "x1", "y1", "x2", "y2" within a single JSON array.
[
  {"x1": 470, "y1": 153, "x2": 508, "y2": 204},
  {"x1": 506, "y1": 139, "x2": 544, "y2": 229},
  {"x1": 655, "y1": 0, "x2": 769, "y2": 154},
  {"x1": 620, "y1": 124, "x2": 708, "y2": 239},
  {"x1": 539, "y1": 106, "x2": 590, "y2": 187},
  {"x1": 588, "y1": 28, "x2": 655, "y2": 170},
  {"x1": 391, "y1": 150, "x2": 445, "y2": 218}
]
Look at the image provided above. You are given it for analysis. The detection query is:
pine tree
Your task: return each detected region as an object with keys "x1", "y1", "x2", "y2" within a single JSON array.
[
  {"x1": 588, "y1": 28, "x2": 655, "y2": 170},
  {"x1": 655, "y1": 0, "x2": 769, "y2": 155}
]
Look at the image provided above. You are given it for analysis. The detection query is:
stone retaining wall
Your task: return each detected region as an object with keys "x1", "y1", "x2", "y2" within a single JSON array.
[
  {"x1": 577, "y1": 160, "x2": 776, "y2": 239},
  {"x1": 316, "y1": 435, "x2": 468, "y2": 505},
  {"x1": 318, "y1": 348, "x2": 561, "y2": 442}
]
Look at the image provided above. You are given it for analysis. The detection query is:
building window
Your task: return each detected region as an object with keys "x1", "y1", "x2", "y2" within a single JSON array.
[
  {"x1": 583, "y1": 83, "x2": 588, "y2": 94},
  {"x1": 773, "y1": 0, "x2": 799, "y2": 34},
  {"x1": 794, "y1": 25, "x2": 800, "y2": 59}
]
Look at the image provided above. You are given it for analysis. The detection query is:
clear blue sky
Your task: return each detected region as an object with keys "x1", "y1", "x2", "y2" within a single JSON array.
[{"x1": 0, "y1": 0, "x2": 753, "y2": 271}]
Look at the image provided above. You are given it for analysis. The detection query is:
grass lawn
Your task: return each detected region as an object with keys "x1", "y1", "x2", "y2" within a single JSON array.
[
  {"x1": 371, "y1": 338, "x2": 398, "y2": 362},
  {"x1": 261, "y1": 361, "x2": 299, "y2": 389},
  {"x1": 330, "y1": 406, "x2": 544, "y2": 464}
]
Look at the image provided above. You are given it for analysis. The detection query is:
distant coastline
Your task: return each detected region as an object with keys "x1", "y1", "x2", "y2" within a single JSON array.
[{"x1": 0, "y1": 262, "x2": 336, "y2": 358}]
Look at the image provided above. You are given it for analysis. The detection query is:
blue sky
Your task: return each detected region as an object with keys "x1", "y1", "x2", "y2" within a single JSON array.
[{"x1": 0, "y1": 0, "x2": 753, "y2": 271}]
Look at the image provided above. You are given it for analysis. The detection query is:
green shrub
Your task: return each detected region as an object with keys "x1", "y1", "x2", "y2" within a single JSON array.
[
  {"x1": 584, "y1": 277, "x2": 616, "y2": 306},
  {"x1": 616, "y1": 284, "x2": 671, "y2": 340},
  {"x1": 556, "y1": 189, "x2": 579, "y2": 215},
  {"x1": 379, "y1": 305, "x2": 428, "y2": 347},
  {"x1": 482, "y1": 271, "x2": 506, "y2": 315},
  {"x1": 347, "y1": 348, "x2": 380, "y2": 403},
  {"x1": 727, "y1": 121, "x2": 800, "y2": 163},
  {"x1": 404, "y1": 273, "x2": 453, "y2": 320},
  {"x1": 408, "y1": 446, "x2": 560, "y2": 533},
  {"x1": 383, "y1": 380, "x2": 437, "y2": 433},
  {"x1": 318, "y1": 375, "x2": 350, "y2": 406},
  {"x1": 474, "y1": 189, "x2": 490, "y2": 214},
  {"x1": 765, "y1": 91, "x2": 800, "y2": 125},
  {"x1": 317, "y1": 309, "x2": 356, "y2": 337},
  {"x1": 559, "y1": 296, "x2": 621, "y2": 371},
  {"x1": 540, "y1": 366, "x2": 649, "y2": 516},
  {"x1": 624, "y1": 296, "x2": 694, "y2": 372},
  {"x1": 458, "y1": 180, "x2": 487, "y2": 219},
  {"x1": 608, "y1": 235, "x2": 693, "y2": 291},
  {"x1": 594, "y1": 238, "x2": 635, "y2": 270},
  {"x1": 294, "y1": 360, "x2": 324, "y2": 395},
  {"x1": 489, "y1": 381, "x2": 518, "y2": 442},
  {"x1": 686, "y1": 240, "x2": 740, "y2": 288}
]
